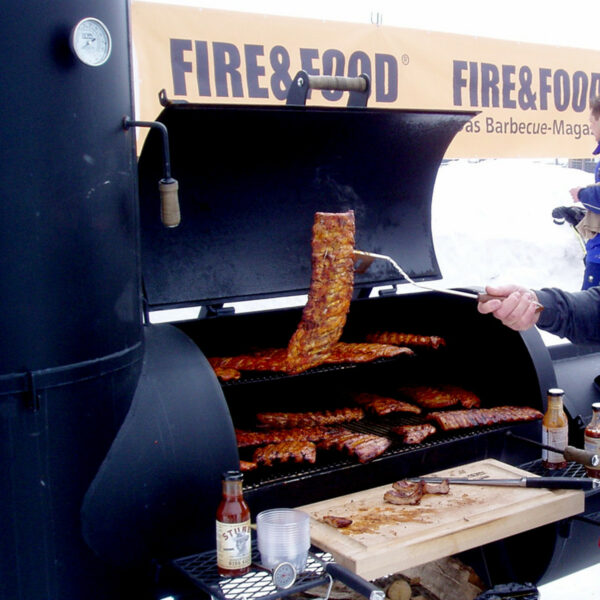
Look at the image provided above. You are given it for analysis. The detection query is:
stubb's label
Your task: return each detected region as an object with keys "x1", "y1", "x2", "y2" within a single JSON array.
[{"x1": 216, "y1": 520, "x2": 251, "y2": 570}]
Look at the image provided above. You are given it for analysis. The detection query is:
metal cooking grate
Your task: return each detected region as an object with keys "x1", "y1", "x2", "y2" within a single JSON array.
[{"x1": 173, "y1": 544, "x2": 334, "y2": 600}]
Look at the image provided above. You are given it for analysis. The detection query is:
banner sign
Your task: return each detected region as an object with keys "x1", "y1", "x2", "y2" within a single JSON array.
[{"x1": 131, "y1": 3, "x2": 600, "y2": 158}]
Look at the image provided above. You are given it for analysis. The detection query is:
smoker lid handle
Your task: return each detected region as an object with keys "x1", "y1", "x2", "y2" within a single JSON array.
[{"x1": 324, "y1": 562, "x2": 384, "y2": 600}]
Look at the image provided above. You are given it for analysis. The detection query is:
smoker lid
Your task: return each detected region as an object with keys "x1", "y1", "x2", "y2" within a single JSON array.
[{"x1": 137, "y1": 102, "x2": 474, "y2": 311}]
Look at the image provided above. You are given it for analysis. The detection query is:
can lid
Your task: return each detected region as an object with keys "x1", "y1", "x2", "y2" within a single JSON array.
[
  {"x1": 547, "y1": 388, "x2": 564, "y2": 396},
  {"x1": 223, "y1": 470, "x2": 243, "y2": 481}
]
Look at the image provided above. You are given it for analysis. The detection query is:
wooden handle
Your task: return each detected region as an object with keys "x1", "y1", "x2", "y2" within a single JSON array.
[
  {"x1": 159, "y1": 178, "x2": 180, "y2": 227},
  {"x1": 306, "y1": 75, "x2": 368, "y2": 92},
  {"x1": 477, "y1": 293, "x2": 544, "y2": 313}
]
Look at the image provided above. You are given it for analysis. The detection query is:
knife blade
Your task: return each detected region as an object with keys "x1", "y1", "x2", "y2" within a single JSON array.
[{"x1": 410, "y1": 476, "x2": 598, "y2": 490}]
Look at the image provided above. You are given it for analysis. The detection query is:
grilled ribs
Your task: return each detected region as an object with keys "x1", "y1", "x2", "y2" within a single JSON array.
[
  {"x1": 427, "y1": 405, "x2": 543, "y2": 431},
  {"x1": 397, "y1": 384, "x2": 481, "y2": 409},
  {"x1": 353, "y1": 392, "x2": 421, "y2": 416},
  {"x1": 365, "y1": 331, "x2": 446, "y2": 350},
  {"x1": 322, "y1": 515, "x2": 353, "y2": 528},
  {"x1": 252, "y1": 441, "x2": 317, "y2": 467},
  {"x1": 235, "y1": 425, "x2": 336, "y2": 448},
  {"x1": 286, "y1": 211, "x2": 356, "y2": 374},
  {"x1": 256, "y1": 407, "x2": 364, "y2": 429},
  {"x1": 317, "y1": 430, "x2": 391, "y2": 463},
  {"x1": 392, "y1": 423, "x2": 437, "y2": 444}
]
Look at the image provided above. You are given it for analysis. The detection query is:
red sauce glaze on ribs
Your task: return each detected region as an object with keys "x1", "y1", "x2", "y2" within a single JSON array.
[
  {"x1": 285, "y1": 211, "x2": 356, "y2": 374},
  {"x1": 365, "y1": 331, "x2": 446, "y2": 349},
  {"x1": 427, "y1": 405, "x2": 543, "y2": 431},
  {"x1": 252, "y1": 441, "x2": 317, "y2": 467},
  {"x1": 392, "y1": 423, "x2": 437, "y2": 444},
  {"x1": 256, "y1": 407, "x2": 365, "y2": 429},
  {"x1": 353, "y1": 392, "x2": 421, "y2": 416},
  {"x1": 397, "y1": 384, "x2": 481, "y2": 409},
  {"x1": 235, "y1": 426, "x2": 337, "y2": 448},
  {"x1": 317, "y1": 430, "x2": 391, "y2": 463}
]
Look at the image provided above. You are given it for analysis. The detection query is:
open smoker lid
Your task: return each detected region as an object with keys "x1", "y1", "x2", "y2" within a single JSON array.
[{"x1": 138, "y1": 102, "x2": 474, "y2": 311}]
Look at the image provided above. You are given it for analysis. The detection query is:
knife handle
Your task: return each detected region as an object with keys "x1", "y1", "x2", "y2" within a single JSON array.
[
  {"x1": 525, "y1": 477, "x2": 594, "y2": 489},
  {"x1": 563, "y1": 446, "x2": 599, "y2": 467},
  {"x1": 325, "y1": 562, "x2": 385, "y2": 600}
]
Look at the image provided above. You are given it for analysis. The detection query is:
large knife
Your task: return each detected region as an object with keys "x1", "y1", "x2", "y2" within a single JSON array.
[{"x1": 410, "y1": 476, "x2": 598, "y2": 490}]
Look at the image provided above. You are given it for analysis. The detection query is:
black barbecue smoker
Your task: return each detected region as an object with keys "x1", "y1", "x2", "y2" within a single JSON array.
[{"x1": 1, "y1": 3, "x2": 600, "y2": 600}]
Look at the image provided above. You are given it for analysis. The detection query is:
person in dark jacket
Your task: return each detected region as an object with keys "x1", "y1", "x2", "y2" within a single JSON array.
[{"x1": 569, "y1": 95, "x2": 600, "y2": 289}]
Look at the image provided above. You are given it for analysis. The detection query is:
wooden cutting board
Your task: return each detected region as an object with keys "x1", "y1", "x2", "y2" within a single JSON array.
[{"x1": 299, "y1": 459, "x2": 584, "y2": 579}]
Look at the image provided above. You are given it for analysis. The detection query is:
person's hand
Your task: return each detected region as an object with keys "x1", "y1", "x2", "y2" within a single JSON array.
[
  {"x1": 570, "y1": 187, "x2": 582, "y2": 202},
  {"x1": 477, "y1": 284, "x2": 541, "y2": 331}
]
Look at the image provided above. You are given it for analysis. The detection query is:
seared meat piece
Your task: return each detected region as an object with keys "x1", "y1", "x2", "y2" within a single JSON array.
[
  {"x1": 239, "y1": 460, "x2": 257, "y2": 472},
  {"x1": 427, "y1": 406, "x2": 543, "y2": 431},
  {"x1": 318, "y1": 430, "x2": 391, "y2": 463},
  {"x1": 213, "y1": 366, "x2": 241, "y2": 381},
  {"x1": 322, "y1": 515, "x2": 353, "y2": 528},
  {"x1": 208, "y1": 348, "x2": 288, "y2": 373},
  {"x1": 365, "y1": 331, "x2": 446, "y2": 350},
  {"x1": 285, "y1": 211, "x2": 356, "y2": 374},
  {"x1": 256, "y1": 407, "x2": 364, "y2": 429},
  {"x1": 384, "y1": 480, "x2": 424, "y2": 505},
  {"x1": 392, "y1": 423, "x2": 437, "y2": 444},
  {"x1": 235, "y1": 426, "x2": 336, "y2": 448},
  {"x1": 422, "y1": 479, "x2": 450, "y2": 494},
  {"x1": 325, "y1": 342, "x2": 413, "y2": 363},
  {"x1": 252, "y1": 441, "x2": 317, "y2": 467},
  {"x1": 354, "y1": 392, "x2": 421, "y2": 416},
  {"x1": 397, "y1": 384, "x2": 481, "y2": 409}
]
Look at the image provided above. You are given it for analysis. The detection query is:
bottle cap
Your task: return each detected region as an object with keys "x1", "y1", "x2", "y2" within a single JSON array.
[
  {"x1": 592, "y1": 402, "x2": 600, "y2": 410},
  {"x1": 223, "y1": 470, "x2": 243, "y2": 481},
  {"x1": 547, "y1": 388, "x2": 564, "y2": 396}
]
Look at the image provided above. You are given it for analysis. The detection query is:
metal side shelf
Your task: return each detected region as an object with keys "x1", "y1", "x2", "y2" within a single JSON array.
[
  {"x1": 519, "y1": 459, "x2": 600, "y2": 498},
  {"x1": 172, "y1": 544, "x2": 335, "y2": 600}
]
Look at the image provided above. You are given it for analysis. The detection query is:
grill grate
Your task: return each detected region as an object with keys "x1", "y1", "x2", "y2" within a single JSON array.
[{"x1": 173, "y1": 544, "x2": 334, "y2": 600}]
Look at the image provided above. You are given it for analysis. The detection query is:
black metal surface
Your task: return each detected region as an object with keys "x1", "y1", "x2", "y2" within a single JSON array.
[
  {"x1": 81, "y1": 324, "x2": 239, "y2": 568},
  {"x1": 173, "y1": 544, "x2": 333, "y2": 600},
  {"x1": 0, "y1": 2, "x2": 144, "y2": 599},
  {"x1": 138, "y1": 103, "x2": 475, "y2": 311}
]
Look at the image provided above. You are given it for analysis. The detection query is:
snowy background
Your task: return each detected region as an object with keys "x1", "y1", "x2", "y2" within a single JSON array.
[{"x1": 431, "y1": 158, "x2": 593, "y2": 294}]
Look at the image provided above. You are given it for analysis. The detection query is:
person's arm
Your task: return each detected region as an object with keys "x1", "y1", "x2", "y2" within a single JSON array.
[{"x1": 477, "y1": 285, "x2": 600, "y2": 344}]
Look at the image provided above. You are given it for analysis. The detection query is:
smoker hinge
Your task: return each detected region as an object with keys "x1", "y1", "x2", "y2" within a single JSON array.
[
  {"x1": 377, "y1": 286, "x2": 398, "y2": 297},
  {"x1": 25, "y1": 371, "x2": 42, "y2": 412},
  {"x1": 200, "y1": 304, "x2": 235, "y2": 318}
]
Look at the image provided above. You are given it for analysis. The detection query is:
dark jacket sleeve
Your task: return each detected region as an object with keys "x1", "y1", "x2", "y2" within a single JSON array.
[{"x1": 535, "y1": 286, "x2": 600, "y2": 344}]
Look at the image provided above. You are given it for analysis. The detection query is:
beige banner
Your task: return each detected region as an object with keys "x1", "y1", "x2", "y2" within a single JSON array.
[{"x1": 131, "y1": 2, "x2": 600, "y2": 158}]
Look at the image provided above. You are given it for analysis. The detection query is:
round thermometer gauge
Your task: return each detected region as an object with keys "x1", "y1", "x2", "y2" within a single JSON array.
[
  {"x1": 272, "y1": 562, "x2": 297, "y2": 589},
  {"x1": 70, "y1": 17, "x2": 112, "y2": 67}
]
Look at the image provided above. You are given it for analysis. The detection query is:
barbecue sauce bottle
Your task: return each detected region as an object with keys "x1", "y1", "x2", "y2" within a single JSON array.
[
  {"x1": 541, "y1": 388, "x2": 568, "y2": 470},
  {"x1": 584, "y1": 402, "x2": 600, "y2": 479},
  {"x1": 216, "y1": 470, "x2": 251, "y2": 577}
]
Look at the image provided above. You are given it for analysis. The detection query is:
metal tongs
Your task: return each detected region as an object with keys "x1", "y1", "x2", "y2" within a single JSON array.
[{"x1": 353, "y1": 250, "x2": 544, "y2": 311}]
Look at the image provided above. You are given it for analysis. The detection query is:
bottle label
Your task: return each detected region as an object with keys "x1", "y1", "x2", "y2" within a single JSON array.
[
  {"x1": 542, "y1": 426, "x2": 568, "y2": 464},
  {"x1": 584, "y1": 435, "x2": 600, "y2": 476},
  {"x1": 216, "y1": 520, "x2": 251, "y2": 570}
]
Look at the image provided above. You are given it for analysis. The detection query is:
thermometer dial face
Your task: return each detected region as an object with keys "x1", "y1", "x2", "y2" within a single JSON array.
[
  {"x1": 70, "y1": 18, "x2": 112, "y2": 67},
  {"x1": 272, "y1": 562, "x2": 297, "y2": 589}
]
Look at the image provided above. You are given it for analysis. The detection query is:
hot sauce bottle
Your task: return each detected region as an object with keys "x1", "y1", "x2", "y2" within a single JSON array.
[
  {"x1": 541, "y1": 388, "x2": 569, "y2": 470},
  {"x1": 584, "y1": 402, "x2": 600, "y2": 479},
  {"x1": 216, "y1": 470, "x2": 251, "y2": 577}
]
